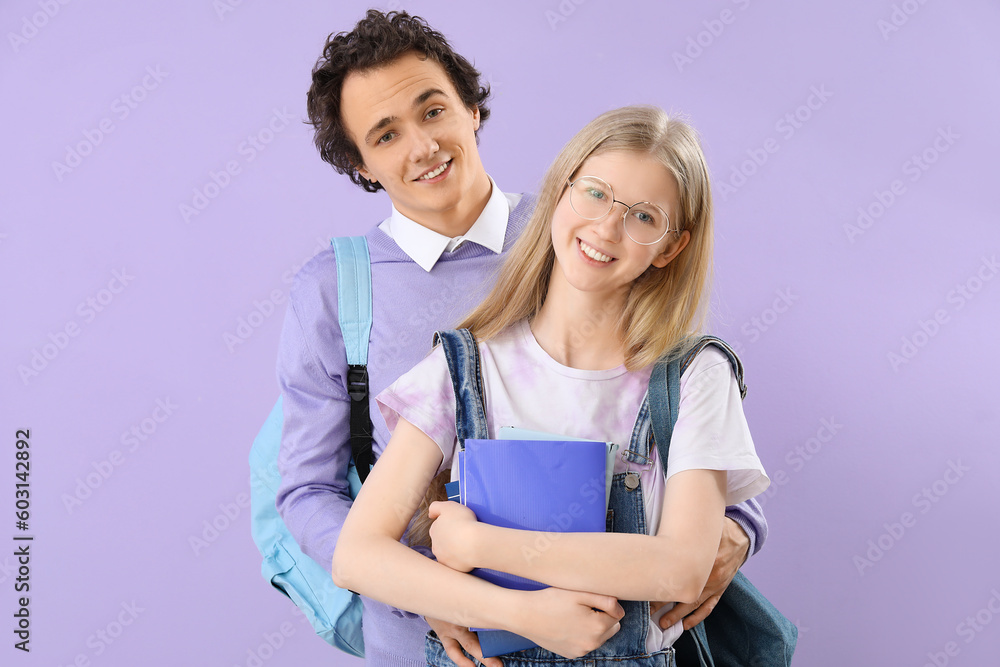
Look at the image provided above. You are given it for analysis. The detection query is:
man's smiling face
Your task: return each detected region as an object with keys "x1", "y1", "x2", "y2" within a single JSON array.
[{"x1": 340, "y1": 51, "x2": 491, "y2": 236}]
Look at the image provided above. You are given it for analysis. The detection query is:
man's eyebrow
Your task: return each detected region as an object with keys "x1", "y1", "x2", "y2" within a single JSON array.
[
  {"x1": 362, "y1": 89, "x2": 449, "y2": 145},
  {"x1": 413, "y1": 88, "x2": 447, "y2": 108},
  {"x1": 364, "y1": 116, "x2": 397, "y2": 145}
]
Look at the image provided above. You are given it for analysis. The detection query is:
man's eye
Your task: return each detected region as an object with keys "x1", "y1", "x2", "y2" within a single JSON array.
[{"x1": 376, "y1": 132, "x2": 396, "y2": 144}]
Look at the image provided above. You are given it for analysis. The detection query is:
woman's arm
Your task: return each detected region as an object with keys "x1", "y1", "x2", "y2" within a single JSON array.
[
  {"x1": 429, "y1": 468, "x2": 727, "y2": 604},
  {"x1": 332, "y1": 418, "x2": 624, "y2": 658}
]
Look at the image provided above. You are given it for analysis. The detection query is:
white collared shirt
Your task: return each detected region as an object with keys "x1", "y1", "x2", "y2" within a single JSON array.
[{"x1": 378, "y1": 176, "x2": 522, "y2": 272}]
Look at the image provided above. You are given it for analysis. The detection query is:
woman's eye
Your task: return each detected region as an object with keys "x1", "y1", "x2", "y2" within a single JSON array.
[
  {"x1": 586, "y1": 188, "x2": 606, "y2": 200},
  {"x1": 426, "y1": 108, "x2": 443, "y2": 119},
  {"x1": 631, "y1": 209, "x2": 660, "y2": 226},
  {"x1": 376, "y1": 132, "x2": 396, "y2": 144}
]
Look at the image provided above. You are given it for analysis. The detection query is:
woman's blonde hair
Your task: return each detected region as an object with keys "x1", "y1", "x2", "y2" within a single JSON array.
[{"x1": 458, "y1": 105, "x2": 714, "y2": 369}]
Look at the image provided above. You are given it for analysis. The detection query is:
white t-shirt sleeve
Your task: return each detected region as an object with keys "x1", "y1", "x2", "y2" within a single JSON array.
[
  {"x1": 664, "y1": 346, "x2": 769, "y2": 506},
  {"x1": 375, "y1": 344, "x2": 459, "y2": 473}
]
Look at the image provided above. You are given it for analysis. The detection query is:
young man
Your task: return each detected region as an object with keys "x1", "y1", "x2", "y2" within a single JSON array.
[{"x1": 275, "y1": 10, "x2": 767, "y2": 667}]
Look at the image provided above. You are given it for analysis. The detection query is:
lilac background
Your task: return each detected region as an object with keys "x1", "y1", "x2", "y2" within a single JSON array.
[{"x1": 2, "y1": 0, "x2": 998, "y2": 665}]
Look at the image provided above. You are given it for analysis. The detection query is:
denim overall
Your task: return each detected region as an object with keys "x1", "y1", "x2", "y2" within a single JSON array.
[{"x1": 424, "y1": 329, "x2": 677, "y2": 667}]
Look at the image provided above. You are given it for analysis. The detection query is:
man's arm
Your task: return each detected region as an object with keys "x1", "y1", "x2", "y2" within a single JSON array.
[{"x1": 274, "y1": 263, "x2": 354, "y2": 573}]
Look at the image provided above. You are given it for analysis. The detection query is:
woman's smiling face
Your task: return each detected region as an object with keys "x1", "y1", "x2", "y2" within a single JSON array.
[{"x1": 549, "y1": 150, "x2": 687, "y2": 302}]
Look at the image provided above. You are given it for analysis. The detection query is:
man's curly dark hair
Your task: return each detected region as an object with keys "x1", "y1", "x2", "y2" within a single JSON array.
[{"x1": 306, "y1": 10, "x2": 492, "y2": 193}]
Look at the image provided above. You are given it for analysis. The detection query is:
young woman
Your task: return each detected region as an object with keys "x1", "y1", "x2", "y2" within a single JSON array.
[{"x1": 333, "y1": 105, "x2": 769, "y2": 665}]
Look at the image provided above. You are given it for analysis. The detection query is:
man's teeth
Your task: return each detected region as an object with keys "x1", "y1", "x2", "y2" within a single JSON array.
[
  {"x1": 580, "y1": 240, "x2": 612, "y2": 263},
  {"x1": 418, "y1": 161, "x2": 449, "y2": 180}
]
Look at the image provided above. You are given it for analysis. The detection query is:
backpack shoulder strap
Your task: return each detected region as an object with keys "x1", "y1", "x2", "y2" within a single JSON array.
[
  {"x1": 677, "y1": 335, "x2": 746, "y2": 399},
  {"x1": 331, "y1": 236, "x2": 373, "y2": 366},
  {"x1": 432, "y1": 329, "x2": 489, "y2": 444},
  {"x1": 331, "y1": 236, "x2": 375, "y2": 483},
  {"x1": 648, "y1": 335, "x2": 746, "y2": 472}
]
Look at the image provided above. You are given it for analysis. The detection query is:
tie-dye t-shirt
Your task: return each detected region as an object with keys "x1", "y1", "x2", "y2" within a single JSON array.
[{"x1": 375, "y1": 319, "x2": 769, "y2": 651}]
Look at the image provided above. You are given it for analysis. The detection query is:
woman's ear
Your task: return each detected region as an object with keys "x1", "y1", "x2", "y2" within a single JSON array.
[{"x1": 652, "y1": 230, "x2": 691, "y2": 268}]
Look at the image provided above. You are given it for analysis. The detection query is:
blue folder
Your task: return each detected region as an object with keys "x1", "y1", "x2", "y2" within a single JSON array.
[
  {"x1": 498, "y1": 426, "x2": 619, "y2": 509},
  {"x1": 451, "y1": 434, "x2": 610, "y2": 657}
]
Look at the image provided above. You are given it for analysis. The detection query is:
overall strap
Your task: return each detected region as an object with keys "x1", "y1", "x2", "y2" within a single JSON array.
[
  {"x1": 331, "y1": 236, "x2": 375, "y2": 483},
  {"x1": 432, "y1": 329, "x2": 489, "y2": 444},
  {"x1": 648, "y1": 336, "x2": 746, "y2": 472}
]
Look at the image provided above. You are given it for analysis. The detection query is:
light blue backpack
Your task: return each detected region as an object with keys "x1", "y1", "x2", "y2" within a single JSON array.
[{"x1": 249, "y1": 236, "x2": 372, "y2": 657}]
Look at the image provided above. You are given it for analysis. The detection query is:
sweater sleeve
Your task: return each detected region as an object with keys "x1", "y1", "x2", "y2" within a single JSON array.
[
  {"x1": 725, "y1": 497, "x2": 768, "y2": 558},
  {"x1": 274, "y1": 254, "x2": 353, "y2": 574}
]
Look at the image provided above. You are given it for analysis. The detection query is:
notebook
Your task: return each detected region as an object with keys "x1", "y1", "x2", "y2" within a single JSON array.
[{"x1": 449, "y1": 431, "x2": 614, "y2": 657}]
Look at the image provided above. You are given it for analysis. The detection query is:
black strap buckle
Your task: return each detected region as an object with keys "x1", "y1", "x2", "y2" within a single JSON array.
[{"x1": 346, "y1": 365, "x2": 368, "y2": 401}]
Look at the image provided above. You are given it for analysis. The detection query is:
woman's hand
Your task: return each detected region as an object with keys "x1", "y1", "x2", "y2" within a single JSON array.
[
  {"x1": 428, "y1": 500, "x2": 480, "y2": 572},
  {"x1": 516, "y1": 587, "x2": 624, "y2": 659}
]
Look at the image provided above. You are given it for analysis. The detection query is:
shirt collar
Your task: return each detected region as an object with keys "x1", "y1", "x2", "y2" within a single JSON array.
[{"x1": 378, "y1": 175, "x2": 515, "y2": 272}]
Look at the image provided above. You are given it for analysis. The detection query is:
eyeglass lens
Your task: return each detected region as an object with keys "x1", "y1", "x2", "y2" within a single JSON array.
[{"x1": 569, "y1": 177, "x2": 669, "y2": 244}]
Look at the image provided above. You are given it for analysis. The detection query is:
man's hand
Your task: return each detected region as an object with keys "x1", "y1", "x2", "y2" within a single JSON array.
[
  {"x1": 425, "y1": 617, "x2": 503, "y2": 667},
  {"x1": 656, "y1": 517, "x2": 750, "y2": 631}
]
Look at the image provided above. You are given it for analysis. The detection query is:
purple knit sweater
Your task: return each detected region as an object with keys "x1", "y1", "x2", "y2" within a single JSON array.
[{"x1": 274, "y1": 194, "x2": 767, "y2": 666}]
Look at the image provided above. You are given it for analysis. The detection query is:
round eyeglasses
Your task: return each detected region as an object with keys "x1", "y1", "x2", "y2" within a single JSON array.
[{"x1": 567, "y1": 176, "x2": 674, "y2": 245}]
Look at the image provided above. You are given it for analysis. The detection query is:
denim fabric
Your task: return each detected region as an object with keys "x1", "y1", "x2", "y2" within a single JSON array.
[
  {"x1": 432, "y1": 329, "x2": 489, "y2": 448},
  {"x1": 427, "y1": 330, "x2": 675, "y2": 667}
]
